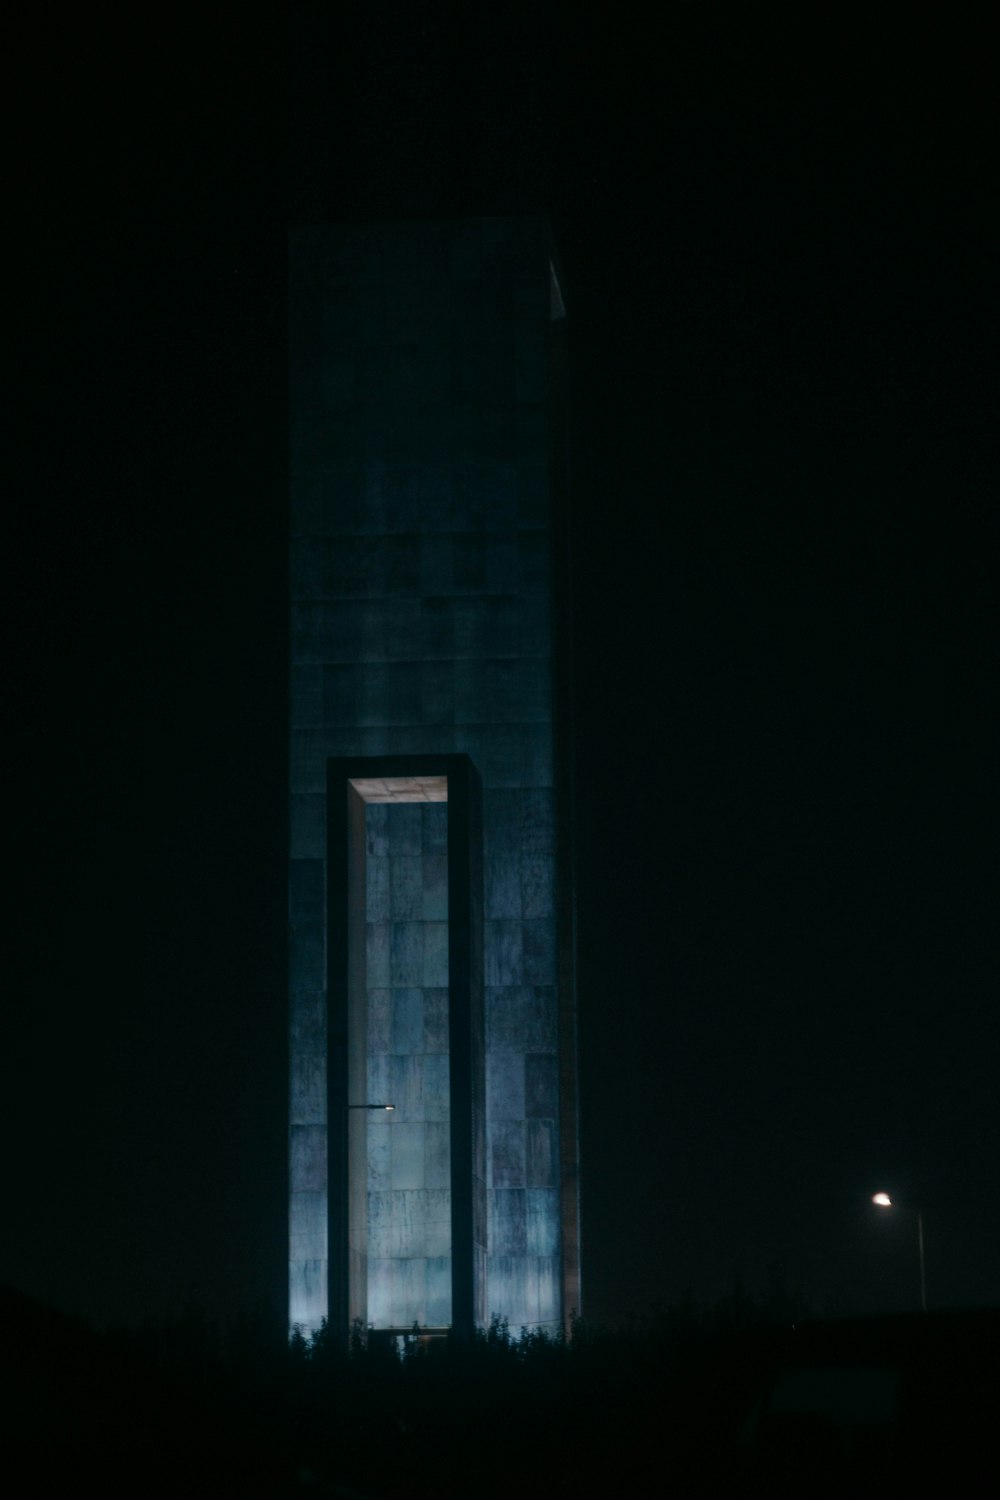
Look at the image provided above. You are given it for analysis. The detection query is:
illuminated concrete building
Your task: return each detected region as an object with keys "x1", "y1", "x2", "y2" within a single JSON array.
[{"x1": 288, "y1": 218, "x2": 578, "y2": 1338}]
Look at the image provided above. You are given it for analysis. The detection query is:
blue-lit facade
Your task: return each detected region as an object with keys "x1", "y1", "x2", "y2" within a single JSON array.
[{"x1": 288, "y1": 217, "x2": 578, "y2": 1337}]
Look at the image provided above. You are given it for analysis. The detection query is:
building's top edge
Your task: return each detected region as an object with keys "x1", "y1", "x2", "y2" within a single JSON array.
[
  {"x1": 289, "y1": 215, "x2": 563, "y2": 300},
  {"x1": 289, "y1": 212, "x2": 550, "y2": 236}
]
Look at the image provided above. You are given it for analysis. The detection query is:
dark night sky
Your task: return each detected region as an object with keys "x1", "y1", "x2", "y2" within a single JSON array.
[{"x1": 7, "y1": 6, "x2": 997, "y2": 1330}]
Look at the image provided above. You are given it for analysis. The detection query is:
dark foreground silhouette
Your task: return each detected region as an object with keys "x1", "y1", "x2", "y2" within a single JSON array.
[{"x1": 3, "y1": 1286, "x2": 996, "y2": 1496}]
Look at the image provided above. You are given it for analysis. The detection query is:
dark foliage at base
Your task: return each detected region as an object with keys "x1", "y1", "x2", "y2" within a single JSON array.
[{"x1": 4, "y1": 1284, "x2": 995, "y2": 1496}]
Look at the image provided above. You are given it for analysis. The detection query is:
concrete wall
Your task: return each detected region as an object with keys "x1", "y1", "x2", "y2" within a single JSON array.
[
  {"x1": 289, "y1": 217, "x2": 575, "y2": 1334},
  {"x1": 366, "y1": 801, "x2": 452, "y2": 1328}
]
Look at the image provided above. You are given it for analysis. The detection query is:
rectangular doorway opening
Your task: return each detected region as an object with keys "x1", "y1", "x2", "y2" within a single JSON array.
[
  {"x1": 328, "y1": 756, "x2": 485, "y2": 1342},
  {"x1": 354, "y1": 775, "x2": 451, "y2": 1331}
]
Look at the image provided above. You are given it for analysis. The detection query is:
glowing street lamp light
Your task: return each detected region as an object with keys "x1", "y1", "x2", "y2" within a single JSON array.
[
  {"x1": 348, "y1": 1103, "x2": 395, "y2": 1110},
  {"x1": 872, "y1": 1192, "x2": 926, "y2": 1312}
]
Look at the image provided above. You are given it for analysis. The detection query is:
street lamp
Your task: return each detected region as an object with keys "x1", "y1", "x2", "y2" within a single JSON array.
[
  {"x1": 872, "y1": 1192, "x2": 926, "y2": 1312},
  {"x1": 347, "y1": 1103, "x2": 395, "y2": 1110}
]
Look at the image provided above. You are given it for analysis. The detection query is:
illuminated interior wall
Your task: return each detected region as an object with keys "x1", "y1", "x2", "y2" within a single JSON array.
[
  {"x1": 365, "y1": 799, "x2": 452, "y2": 1328},
  {"x1": 289, "y1": 218, "x2": 578, "y2": 1335}
]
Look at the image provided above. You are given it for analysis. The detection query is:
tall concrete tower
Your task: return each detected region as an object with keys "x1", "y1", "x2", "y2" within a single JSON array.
[{"x1": 288, "y1": 217, "x2": 578, "y2": 1339}]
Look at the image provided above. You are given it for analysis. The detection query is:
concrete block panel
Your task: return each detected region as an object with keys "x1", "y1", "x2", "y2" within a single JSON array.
[
  {"x1": 517, "y1": 532, "x2": 552, "y2": 596},
  {"x1": 418, "y1": 465, "x2": 459, "y2": 533},
  {"x1": 422, "y1": 988, "x2": 449, "y2": 1053},
  {"x1": 421, "y1": 853, "x2": 448, "y2": 920},
  {"x1": 520, "y1": 853, "x2": 554, "y2": 919},
  {"x1": 422, "y1": 1054, "x2": 450, "y2": 1122},
  {"x1": 322, "y1": 663, "x2": 359, "y2": 725},
  {"x1": 384, "y1": 601, "x2": 425, "y2": 665},
  {"x1": 453, "y1": 659, "x2": 479, "y2": 724},
  {"x1": 424, "y1": 1122, "x2": 450, "y2": 1189},
  {"x1": 490, "y1": 1121, "x2": 526, "y2": 1188},
  {"x1": 485, "y1": 921, "x2": 523, "y2": 986},
  {"x1": 390, "y1": 1123, "x2": 425, "y2": 1190},
  {"x1": 520, "y1": 788, "x2": 555, "y2": 852},
  {"x1": 289, "y1": 985, "x2": 326, "y2": 1053},
  {"x1": 388, "y1": 1054, "x2": 423, "y2": 1121},
  {"x1": 289, "y1": 1192, "x2": 328, "y2": 1261},
  {"x1": 483, "y1": 787, "x2": 522, "y2": 849},
  {"x1": 356, "y1": 662, "x2": 389, "y2": 726},
  {"x1": 390, "y1": 923, "x2": 423, "y2": 986},
  {"x1": 419, "y1": 657, "x2": 454, "y2": 722},
  {"x1": 365, "y1": 802, "x2": 389, "y2": 856},
  {"x1": 515, "y1": 464, "x2": 548, "y2": 531},
  {"x1": 367, "y1": 1192, "x2": 395, "y2": 1258},
  {"x1": 524, "y1": 1053, "x2": 558, "y2": 1119},
  {"x1": 367, "y1": 1115, "x2": 391, "y2": 1190},
  {"x1": 475, "y1": 660, "x2": 526, "y2": 724},
  {"x1": 290, "y1": 1125, "x2": 327, "y2": 1193},
  {"x1": 366, "y1": 1053, "x2": 391, "y2": 1107},
  {"x1": 389, "y1": 857, "x2": 423, "y2": 921},
  {"x1": 391, "y1": 988, "x2": 423, "y2": 1054},
  {"x1": 389, "y1": 1189, "x2": 427, "y2": 1258},
  {"x1": 485, "y1": 853, "x2": 522, "y2": 920},
  {"x1": 487, "y1": 986, "x2": 557, "y2": 1053},
  {"x1": 517, "y1": 586, "x2": 551, "y2": 650},
  {"x1": 289, "y1": 794, "x2": 326, "y2": 859},
  {"x1": 289, "y1": 728, "x2": 331, "y2": 793},
  {"x1": 389, "y1": 802, "x2": 423, "y2": 855},
  {"x1": 368, "y1": 988, "x2": 391, "y2": 1051},
  {"x1": 421, "y1": 922, "x2": 449, "y2": 986},
  {"x1": 522, "y1": 918, "x2": 556, "y2": 985},
  {"x1": 382, "y1": 724, "x2": 457, "y2": 758},
  {"x1": 486, "y1": 539, "x2": 518, "y2": 595},
  {"x1": 418, "y1": 533, "x2": 453, "y2": 596},
  {"x1": 291, "y1": 664, "x2": 324, "y2": 726},
  {"x1": 366, "y1": 857, "x2": 389, "y2": 921},
  {"x1": 367, "y1": 923, "x2": 390, "y2": 988},
  {"x1": 487, "y1": 1051, "x2": 525, "y2": 1123},
  {"x1": 424, "y1": 1189, "x2": 452, "y2": 1257},
  {"x1": 526, "y1": 1189, "x2": 559, "y2": 1256},
  {"x1": 507, "y1": 660, "x2": 552, "y2": 724},
  {"x1": 461, "y1": 463, "x2": 518, "y2": 532},
  {"x1": 385, "y1": 662, "x2": 424, "y2": 722},
  {"x1": 289, "y1": 924, "x2": 324, "y2": 990},
  {"x1": 290, "y1": 1053, "x2": 327, "y2": 1126},
  {"x1": 425, "y1": 1257, "x2": 452, "y2": 1326},
  {"x1": 523, "y1": 721, "x2": 555, "y2": 788},
  {"x1": 451, "y1": 536, "x2": 487, "y2": 597},
  {"x1": 458, "y1": 596, "x2": 520, "y2": 660},
  {"x1": 525, "y1": 1119, "x2": 556, "y2": 1189},
  {"x1": 289, "y1": 860, "x2": 325, "y2": 928},
  {"x1": 489, "y1": 1188, "x2": 527, "y2": 1256},
  {"x1": 417, "y1": 597, "x2": 456, "y2": 659}
]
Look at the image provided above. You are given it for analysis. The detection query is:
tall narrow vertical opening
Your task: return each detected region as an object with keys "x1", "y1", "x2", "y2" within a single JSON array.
[{"x1": 328, "y1": 756, "x2": 484, "y2": 1342}]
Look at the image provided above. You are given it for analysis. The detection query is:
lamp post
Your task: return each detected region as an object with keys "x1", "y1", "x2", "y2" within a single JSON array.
[{"x1": 872, "y1": 1192, "x2": 926, "y2": 1312}]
